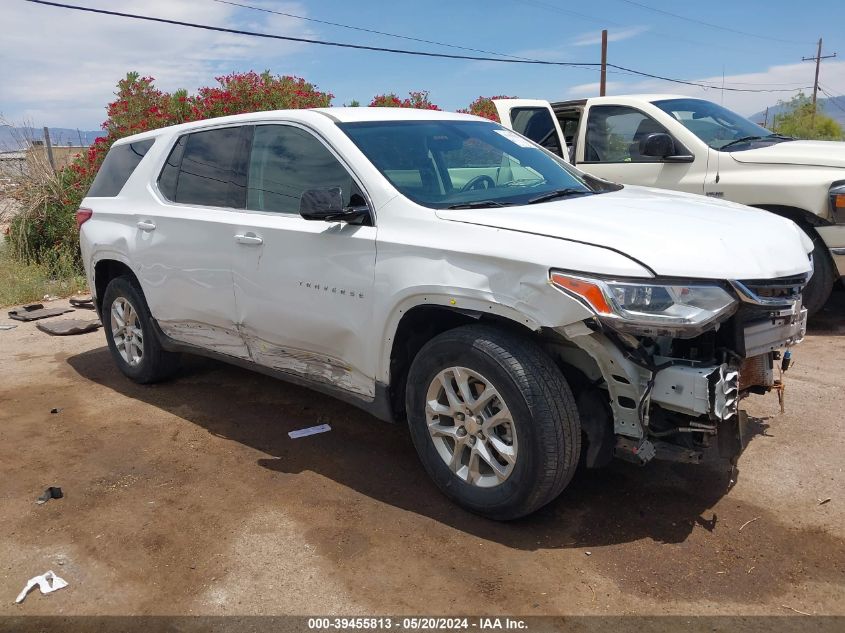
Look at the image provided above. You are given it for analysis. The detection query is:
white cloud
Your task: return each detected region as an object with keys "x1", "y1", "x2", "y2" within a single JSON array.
[
  {"x1": 600, "y1": 60, "x2": 845, "y2": 116},
  {"x1": 0, "y1": 0, "x2": 317, "y2": 129},
  {"x1": 571, "y1": 26, "x2": 648, "y2": 47}
]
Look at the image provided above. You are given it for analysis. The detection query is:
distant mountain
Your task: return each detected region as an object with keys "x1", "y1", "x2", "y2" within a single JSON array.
[
  {"x1": 750, "y1": 96, "x2": 845, "y2": 128},
  {"x1": 0, "y1": 126, "x2": 103, "y2": 151}
]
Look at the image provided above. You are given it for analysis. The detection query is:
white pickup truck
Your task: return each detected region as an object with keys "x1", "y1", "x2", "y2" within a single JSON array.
[{"x1": 495, "y1": 95, "x2": 845, "y2": 315}]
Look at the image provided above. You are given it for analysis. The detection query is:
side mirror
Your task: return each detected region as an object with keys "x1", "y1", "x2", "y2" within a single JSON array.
[
  {"x1": 639, "y1": 132, "x2": 675, "y2": 158},
  {"x1": 639, "y1": 133, "x2": 695, "y2": 163},
  {"x1": 299, "y1": 187, "x2": 370, "y2": 223}
]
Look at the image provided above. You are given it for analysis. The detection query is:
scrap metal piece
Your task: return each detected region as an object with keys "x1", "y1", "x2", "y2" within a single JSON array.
[
  {"x1": 36, "y1": 318, "x2": 101, "y2": 336},
  {"x1": 69, "y1": 296, "x2": 95, "y2": 309},
  {"x1": 8, "y1": 305, "x2": 74, "y2": 322}
]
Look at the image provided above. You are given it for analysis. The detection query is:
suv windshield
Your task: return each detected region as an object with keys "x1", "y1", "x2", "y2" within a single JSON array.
[
  {"x1": 653, "y1": 98, "x2": 791, "y2": 151},
  {"x1": 338, "y1": 120, "x2": 595, "y2": 209}
]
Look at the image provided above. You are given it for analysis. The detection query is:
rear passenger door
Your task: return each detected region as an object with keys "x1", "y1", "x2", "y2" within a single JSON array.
[
  {"x1": 134, "y1": 125, "x2": 251, "y2": 358},
  {"x1": 231, "y1": 123, "x2": 377, "y2": 397},
  {"x1": 493, "y1": 99, "x2": 569, "y2": 161}
]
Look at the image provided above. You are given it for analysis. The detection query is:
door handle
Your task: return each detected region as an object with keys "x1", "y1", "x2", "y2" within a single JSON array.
[
  {"x1": 235, "y1": 233, "x2": 263, "y2": 245},
  {"x1": 137, "y1": 220, "x2": 156, "y2": 231}
]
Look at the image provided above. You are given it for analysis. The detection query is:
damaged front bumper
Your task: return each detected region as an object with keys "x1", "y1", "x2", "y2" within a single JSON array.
[{"x1": 558, "y1": 291, "x2": 806, "y2": 467}]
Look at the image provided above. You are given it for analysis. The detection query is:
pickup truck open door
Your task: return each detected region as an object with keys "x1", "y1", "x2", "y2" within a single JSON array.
[
  {"x1": 493, "y1": 99, "x2": 570, "y2": 163},
  {"x1": 494, "y1": 97, "x2": 706, "y2": 195}
]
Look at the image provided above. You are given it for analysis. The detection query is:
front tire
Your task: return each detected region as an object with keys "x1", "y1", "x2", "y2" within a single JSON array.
[
  {"x1": 802, "y1": 230, "x2": 835, "y2": 317},
  {"x1": 405, "y1": 325, "x2": 581, "y2": 520},
  {"x1": 102, "y1": 276, "x2": 180, "y2": 384}
]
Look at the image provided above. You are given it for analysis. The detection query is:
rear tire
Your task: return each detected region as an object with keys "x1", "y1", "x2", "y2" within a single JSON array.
[
  {"x1": 102, "y1": 276, "x2": 180, "y2": 384},
  {"x1": 405, "y1": 324, "x2": 580, "y2": 520},
  {"x1": 802, "y1": 230, "x2": 835, "y2": 317}
]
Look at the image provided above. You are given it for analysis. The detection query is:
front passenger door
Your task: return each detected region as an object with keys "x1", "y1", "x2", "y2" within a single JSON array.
[
  {"x1": 231, "y1": 124, "x2": 377, "y2": 397},
  {"x1": 577, "y1": 105, "x2": 704, "y2": 194}
]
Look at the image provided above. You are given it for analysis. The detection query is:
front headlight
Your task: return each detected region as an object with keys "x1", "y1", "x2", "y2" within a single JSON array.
[{"x1": 550, "y1": 271, "x2": 737, "y2": 338}]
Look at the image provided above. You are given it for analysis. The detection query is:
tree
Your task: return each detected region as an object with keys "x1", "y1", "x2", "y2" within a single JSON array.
[
  {"x1": 369, "y1": 91, "x2": 439, "y2": 110},
  {"x1": 457, "y1": 96, "x2": 517, "y2": 122},
  {"x1": 772, "y1": 92, "x2": 843, "y2": 140}
]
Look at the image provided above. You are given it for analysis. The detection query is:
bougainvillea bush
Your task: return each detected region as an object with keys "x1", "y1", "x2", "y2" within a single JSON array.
[
  {"x1": 369, "y1": 91, "x2": 440, "y2": 110},
  {"x1": 458, "y1": 96, "x2": 517, "y2": 122},
  {"x1": 6, "y1": 71, "x2": 333, "y2": 272}
]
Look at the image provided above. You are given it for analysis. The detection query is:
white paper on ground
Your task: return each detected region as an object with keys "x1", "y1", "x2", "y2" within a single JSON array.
[
  {"x1": 288, "y1": 423, "x2": 332, "y2": 439},
  {"x1": 14, "y1": 570, "x2": 68, "y2": 604}
]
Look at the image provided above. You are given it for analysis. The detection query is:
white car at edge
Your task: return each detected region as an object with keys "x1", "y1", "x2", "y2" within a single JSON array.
[{"x1": 79, "y1": 107, "x2": 812, "y2": 519}]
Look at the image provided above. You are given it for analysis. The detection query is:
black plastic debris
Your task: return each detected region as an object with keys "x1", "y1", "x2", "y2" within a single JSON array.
[
  {"x1": 37, "y1": 318, "x2": 101, "y2": 336},
  {"x1": 35, "y1": 487, "x2": 64, "y2": 505},
  {"x1": 8, "y1": 304, "x2": 74, "y2": 322},
  {"x1": 50, "y1": 408, "x2": 62, "y2": 414}
]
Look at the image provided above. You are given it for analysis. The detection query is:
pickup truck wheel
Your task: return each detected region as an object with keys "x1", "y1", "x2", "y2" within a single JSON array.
[
  {"x1": 405, "y1": 325, "x2": 580, "y2": 520},
  {"x1": 102, "y1": 276, "x2": 180, "y2": 384},
  {"x1": 802, "y1": 231, "x2": 835, "y2": 317}
]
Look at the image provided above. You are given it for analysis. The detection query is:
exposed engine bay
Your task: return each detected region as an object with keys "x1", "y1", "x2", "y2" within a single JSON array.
[{"x1": 551, "y1": 274, "x2": 808, "y2": 467}]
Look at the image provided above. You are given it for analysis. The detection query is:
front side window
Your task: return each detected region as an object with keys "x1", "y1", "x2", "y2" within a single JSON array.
[
  {"x1": 509, "y1": 107, "x2": 563, "y2": 157},
  {"x1": 159, "y1": 126, "x2": 250, "y2": 208},
  {"x1": 87, "y1": 139, "x2": 154, "y2": 197},
  {"x1": 247, "y1": 125, "x2": 360, "y2": 214},
  {"x1": 653, "y1": 98, "x2": 782, "y2": 151},
  {"x1": 339, "y1": 120, "x2": 596, "y2": 209},
  {"x1": 584, "y1": 105, "x2": 671, "y2": 163}
]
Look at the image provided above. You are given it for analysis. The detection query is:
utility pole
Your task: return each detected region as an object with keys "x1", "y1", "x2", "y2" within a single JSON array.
[
  {"x1": 802, "y1": 38, "x2": 837, "y2": 126},
  {"x1": 42, "y1": 126, "x2": 56, "y2": 171},
  {"x1": 600, "y1": 29, "x2": 608, "y2": 97}
]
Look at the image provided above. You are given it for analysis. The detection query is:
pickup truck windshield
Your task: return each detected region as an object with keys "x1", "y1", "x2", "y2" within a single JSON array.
[
  {"x1": 339, "y1": 120, "x2": 594, "y2": 209},
  {"x1": 653, "y1": 98, "x2": 789, "y2": 152}
]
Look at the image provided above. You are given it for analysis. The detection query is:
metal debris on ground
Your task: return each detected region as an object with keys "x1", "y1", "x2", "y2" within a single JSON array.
[
  {"x1": 0, "y1": 324, "x2": 17, "y2": 331},
  {"x1": 14, "y1": 571, "x2": 68, "y2": 604},
  {"x1": 8, "y1": 304, "x2": 74, "y2": 322},
  {"x1": 818, "y1": 498, "x2": 832, "y2": 505},
  {"x1": 738, "y1": 516, "x2": 760, "y2": 532},
  {"x1": 288, "y1": 423, "x2": 332, "y2": 439},
  {"x1": 35, "y1": 487, "x2": 64, "y2": 505},
  {"x1": 36, "y1": 318, "x2": 101, "y2": 336},
  {"x1": 50, "y1": 408, "x2": 62, "y2": 414},
  {"x1": 69, "y1": 296, "x2": 95, "y2": 310}
]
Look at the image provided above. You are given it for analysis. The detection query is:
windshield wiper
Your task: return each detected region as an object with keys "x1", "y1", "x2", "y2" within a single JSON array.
[
  {"x1": 445, "y1": 200, "x2": 510, "y2": 209},
  {"x1": 720, "y1": 135, "x2": 765, "y2": 150},
  {"x1": 766, "y1": 133, "x2": 795, "y2": 140},
  {"x1": 527, "y1": 188, "x2": 593, "y2": 204}
]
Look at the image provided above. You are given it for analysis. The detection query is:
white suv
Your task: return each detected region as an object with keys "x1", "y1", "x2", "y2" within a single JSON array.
[{"x1": 79, "y1": 108, "x2": 811, "y2": 519}]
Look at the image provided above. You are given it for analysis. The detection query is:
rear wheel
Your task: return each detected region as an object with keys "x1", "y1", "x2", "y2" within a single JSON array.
[
  {"x1": 405, "y1": 324, "x2": 580, "y2": 520},
  {"x1": 802, "y1": 230, "x2": 835, "y2": 317},
  {"x1": 102, "y1": 276, "x2": 180, "y2": 384}
]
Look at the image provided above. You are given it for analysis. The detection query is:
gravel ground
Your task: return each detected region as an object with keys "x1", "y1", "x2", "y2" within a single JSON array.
[{"x1": 0, "y1": 291, "x2": 843, "y2": 618}]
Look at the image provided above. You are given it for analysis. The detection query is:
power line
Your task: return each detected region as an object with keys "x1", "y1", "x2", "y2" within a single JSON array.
[
  {"x1": 612, "y1": 0, "x2": 811, "y2": 46},
  {"x1": 210, "y1": 0, "x2": 538, "y2": 61},
  {"x1": 23, "y1": 0, "x2": 815, "y2": 94},
  {"x1": 23, "y1": 0, "x2": 600, "y2": 67},
  {"x1": 818, "y1": 85, "x2": 845, "y2": 114}
]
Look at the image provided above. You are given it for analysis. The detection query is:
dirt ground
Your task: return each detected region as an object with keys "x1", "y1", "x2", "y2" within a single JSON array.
[{"x1": 1, "y1": 291, "x2": 843, "y2": 618}]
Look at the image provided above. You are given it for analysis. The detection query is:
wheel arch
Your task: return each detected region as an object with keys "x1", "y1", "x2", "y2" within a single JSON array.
[
  {"x1": 93, "y1": 258, "x2": 140, "y2": 318},
  {"x1": 383, "y1": 299, "x2": 543, "y2": 422}
]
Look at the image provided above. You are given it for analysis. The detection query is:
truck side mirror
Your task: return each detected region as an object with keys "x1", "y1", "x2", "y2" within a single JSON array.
[
  {"x1": 639, "y1": 132, "x2": 675, "y2": 158},
  {"x1": 639, "y1": 133, "x2": 695, "y2": 163}
]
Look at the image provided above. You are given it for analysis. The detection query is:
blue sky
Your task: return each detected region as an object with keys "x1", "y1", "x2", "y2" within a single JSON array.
[{"x1": 2, "y1": 0, "x2": 844, "y2": 129}]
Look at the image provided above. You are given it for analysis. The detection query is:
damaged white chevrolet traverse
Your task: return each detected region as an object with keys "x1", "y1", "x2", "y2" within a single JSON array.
[{"x1": 79, "y1": 108, "x2": 812, "y2": 519}]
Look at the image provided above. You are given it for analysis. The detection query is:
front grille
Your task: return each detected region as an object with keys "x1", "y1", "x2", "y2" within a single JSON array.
[{"x1": 736, "y1": 274, "x2": 808, "y2": 300}]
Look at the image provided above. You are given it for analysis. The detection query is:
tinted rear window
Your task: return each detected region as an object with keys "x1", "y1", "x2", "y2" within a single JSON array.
[
  {"x1": 87, "y1": 139, "x2": 155, "y2": 197},
  {"x1": 161, "y1": 127, "x2": 250, "y2": 208}
]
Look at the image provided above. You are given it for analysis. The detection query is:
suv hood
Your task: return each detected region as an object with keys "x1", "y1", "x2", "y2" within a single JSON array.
[
  {"x1": 436, "y1": 186, "x2": 812, "y2": 280},
  {"x1": 730, "y1": 139, "x2": 845, "y2": 168}
]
